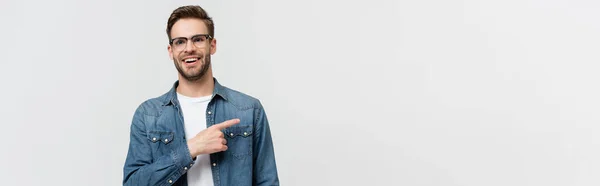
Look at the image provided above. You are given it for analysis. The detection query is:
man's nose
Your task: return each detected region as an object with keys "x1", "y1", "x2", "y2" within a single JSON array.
[{"x1": 183, "y1": 41, "x2": 196, "y2": 53}]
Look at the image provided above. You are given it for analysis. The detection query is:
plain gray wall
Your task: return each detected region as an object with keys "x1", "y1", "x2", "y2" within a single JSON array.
[{"x1": 1, "y1": 0, "x2": 599, "y2": 185}]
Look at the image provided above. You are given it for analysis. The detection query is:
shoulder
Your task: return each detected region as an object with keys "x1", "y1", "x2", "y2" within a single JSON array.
[
  {"x1": 133, "y1": 92, "x2": 171, "y2": 117},
  {"x1": 219, "y1": 85, "x2": 264, "y2": 110}
]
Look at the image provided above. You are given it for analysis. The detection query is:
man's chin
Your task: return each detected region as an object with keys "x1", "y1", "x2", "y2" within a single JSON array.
[{"x1": 181, "y1": 72, "x2": 205, "y2": 81}]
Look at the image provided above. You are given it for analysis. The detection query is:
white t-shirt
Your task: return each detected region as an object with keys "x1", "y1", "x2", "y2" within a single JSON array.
[{"x1": 177, "y1": 93, "x2": 214, "y2": 186}]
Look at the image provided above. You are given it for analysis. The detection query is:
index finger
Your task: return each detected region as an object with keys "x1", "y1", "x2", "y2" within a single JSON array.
[{"x1": 211, "y1": 119, "x2": 240, "y2": 130}]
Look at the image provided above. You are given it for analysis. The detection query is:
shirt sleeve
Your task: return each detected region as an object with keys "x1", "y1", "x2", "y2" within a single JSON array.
[
  {"x1": 252, "y1": 101, "x2": 280, "y2": 186},
  {"x1": 123, "y1": 106, "x2": 195, "y2": 186}
]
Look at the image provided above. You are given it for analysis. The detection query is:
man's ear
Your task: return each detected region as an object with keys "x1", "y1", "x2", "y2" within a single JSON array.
[
  {"x1": 168, "y1": 44, "x2": 173, "y2": 59},
  {"x1": 210, "y1": 38, "x2": 217, "y2": 55}
]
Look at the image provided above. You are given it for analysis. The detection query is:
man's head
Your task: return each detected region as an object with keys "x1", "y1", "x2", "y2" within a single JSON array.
[{"x1": 167, "y1": 5, "x2": 216, "y2": 82}]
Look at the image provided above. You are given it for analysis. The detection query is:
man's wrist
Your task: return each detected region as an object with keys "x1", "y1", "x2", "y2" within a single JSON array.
[{"x1": 187, "y1": 142, "x2": 197, "y2": 158}]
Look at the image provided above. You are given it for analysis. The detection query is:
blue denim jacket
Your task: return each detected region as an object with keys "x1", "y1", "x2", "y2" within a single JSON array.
[{"x1": 123, "y1": 78, "x2": 279, "y2": 186}]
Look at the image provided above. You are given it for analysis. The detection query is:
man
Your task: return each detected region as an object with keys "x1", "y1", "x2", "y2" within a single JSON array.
[{"x1": 123, "y1": 5, "x2": 279, "y2": 186}]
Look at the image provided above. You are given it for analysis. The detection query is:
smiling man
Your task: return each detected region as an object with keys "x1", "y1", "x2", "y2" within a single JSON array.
[{"x1": 123, "y1": 5, "x2": 279, "y2": 186}]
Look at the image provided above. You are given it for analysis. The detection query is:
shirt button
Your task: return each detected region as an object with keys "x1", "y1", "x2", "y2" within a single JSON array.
[
  {"x1": 207, "y1": 111, "x2": 212, "y2": 115},
  {"x1": 168, "y1": 180, "x2": 173, "y2": 184},
  {"x1": 243, "y1": 132, "x2": 248, "y2": 136},
  {"x1": 212, "y1": 163, "x2": 217, "y2": 167},
  {"x1": 164, "y1": 139, "x2": 169, "y2": 143},
  {"x1": 152, "y1": 137, "x2": 157, "y2": 141},
  {"x1": 230, "y1": 133, "x2": 234, "y2": 137},
  {"x1": 190, "y1": 163, "x2": 193, "y2": 167},
  {"x1": 184, "y1": 167, "x2": 188, "y2": 170}
]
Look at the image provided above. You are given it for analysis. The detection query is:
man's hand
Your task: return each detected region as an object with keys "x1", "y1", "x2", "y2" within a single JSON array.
[{"x1": 187, "y1": 119, "x2": 240, "y2": 158}]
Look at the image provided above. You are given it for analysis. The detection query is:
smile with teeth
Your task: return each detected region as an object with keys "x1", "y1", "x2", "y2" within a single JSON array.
[{"x1": 184, "y1": 58, "x2": 200, "y2": 63}]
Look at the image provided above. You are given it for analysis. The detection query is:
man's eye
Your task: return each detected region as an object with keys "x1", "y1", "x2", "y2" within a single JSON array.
[
  {"x1": 174, "y1": 39, "x2": 186, "y2": 45},
  {"x1": 193, "y1": 37, "x2": 205, "y2": 42}
]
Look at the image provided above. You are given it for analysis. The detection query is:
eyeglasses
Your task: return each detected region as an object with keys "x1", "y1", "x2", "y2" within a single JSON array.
[{"x1": 169, "y1": 34, "x2": 213, "y2": 51}]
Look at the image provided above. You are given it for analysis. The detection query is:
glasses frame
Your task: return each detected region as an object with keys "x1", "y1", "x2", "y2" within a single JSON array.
[{"x1": 169, "y1": 34, "x2": 213, "y2": 50}]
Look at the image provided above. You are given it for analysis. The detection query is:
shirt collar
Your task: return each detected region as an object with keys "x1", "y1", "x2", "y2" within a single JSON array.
[{"x1": 162, "y1": 77, "x2": 228, "y2": 106}]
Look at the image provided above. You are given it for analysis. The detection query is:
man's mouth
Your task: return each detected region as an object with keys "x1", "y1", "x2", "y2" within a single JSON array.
[{"x1": 183, "y1": 57, "x2": 201, "y2": 64}]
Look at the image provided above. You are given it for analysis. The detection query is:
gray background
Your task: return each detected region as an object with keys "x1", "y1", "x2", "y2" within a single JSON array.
[{"x1": 1, "y1": 0, "x2": 599, "y2": 185}]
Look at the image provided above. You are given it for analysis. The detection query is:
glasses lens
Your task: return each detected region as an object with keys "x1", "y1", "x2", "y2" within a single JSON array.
[
  {"x1": 192, "y1": 35, "x2": 209, "y2": 48},
  {"x1": 172, "y1": 38, "x2": 187, "y2": 50}
]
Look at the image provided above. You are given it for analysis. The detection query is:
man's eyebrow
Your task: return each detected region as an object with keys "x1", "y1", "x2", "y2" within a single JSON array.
[{"x1": 172, "y1": 34, "x2": 207, "y2": 38}]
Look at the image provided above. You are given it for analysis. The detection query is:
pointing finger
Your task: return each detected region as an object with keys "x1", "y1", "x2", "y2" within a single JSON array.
[{"x1": 211, "y1": 119, "x2": 240, "y2": 130}]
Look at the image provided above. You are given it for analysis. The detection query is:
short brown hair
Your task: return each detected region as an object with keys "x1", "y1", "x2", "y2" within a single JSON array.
[{"x1": 166, "y1": 5, "x2": 214, "y2": 41}]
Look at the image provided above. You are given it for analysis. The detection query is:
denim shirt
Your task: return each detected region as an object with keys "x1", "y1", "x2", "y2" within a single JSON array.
[{"x1": 123, "y1": 78, "x2": 279, "y2": 186}]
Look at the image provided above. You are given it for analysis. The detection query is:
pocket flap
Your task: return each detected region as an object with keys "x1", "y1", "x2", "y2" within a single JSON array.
[
  {"x1": 223, "y1": 125, "x2": 253, "y2": 138},
  {"x1": 147, "y1": 131, "x2": 174, "y2": 144}
]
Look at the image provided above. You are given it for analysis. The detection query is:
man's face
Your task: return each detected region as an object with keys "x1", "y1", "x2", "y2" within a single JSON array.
[{"x1": 168, "y1": 18, "x2": 216, "y2": 82}]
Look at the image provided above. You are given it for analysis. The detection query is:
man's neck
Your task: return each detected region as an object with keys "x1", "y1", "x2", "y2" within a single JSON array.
[{"x1": 176, "y1": 74, "x2": 214, "y2": 98}]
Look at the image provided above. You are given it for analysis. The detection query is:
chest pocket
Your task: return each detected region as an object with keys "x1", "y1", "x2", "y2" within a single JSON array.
[
  {"x1": 147, "y1": 131, "x2": 174, "y2": 144},
  {"x1": 223, "y1": 125, "x2": 253, "y2": 160}
]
